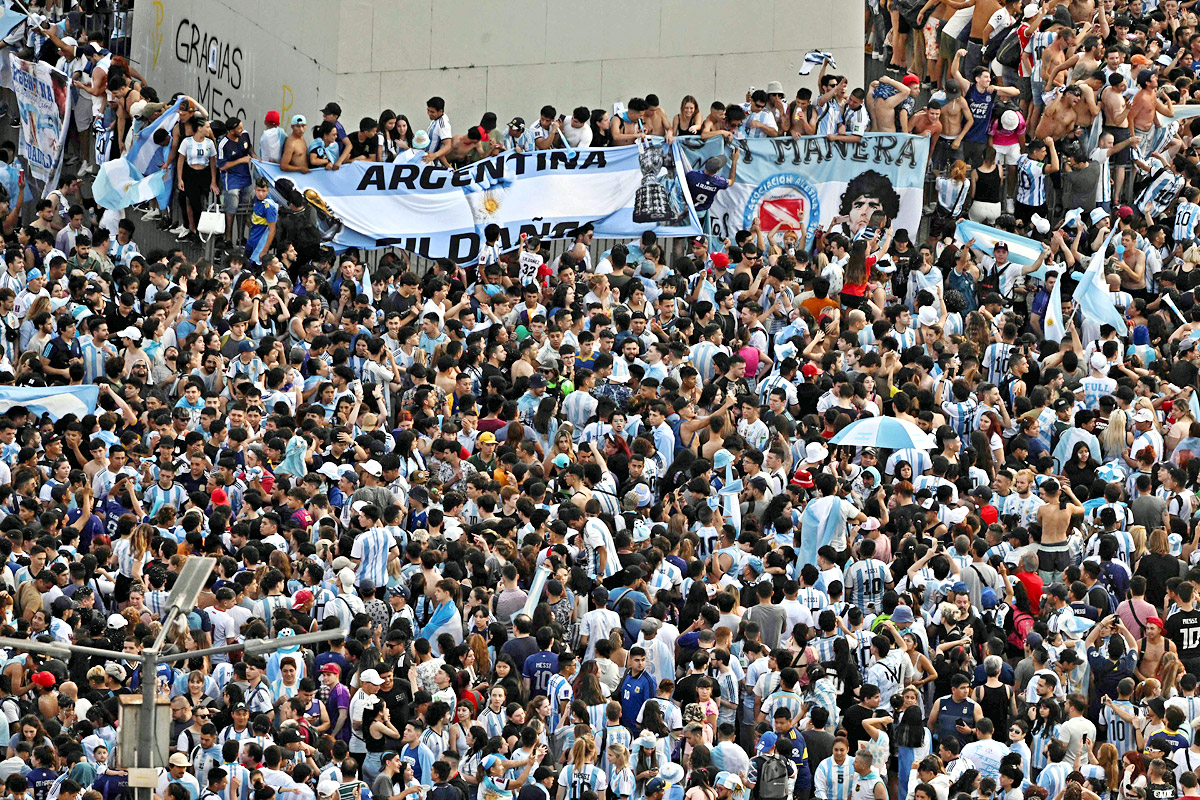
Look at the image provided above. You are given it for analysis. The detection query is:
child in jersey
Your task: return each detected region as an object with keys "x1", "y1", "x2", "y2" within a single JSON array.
[{"x1": 1014, "y1": 138, "x2": 1059, "y2": 226}]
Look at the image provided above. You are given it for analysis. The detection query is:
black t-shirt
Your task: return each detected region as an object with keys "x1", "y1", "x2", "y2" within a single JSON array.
[
  {"x1": 1167, "y1": 608, "x2": 1200, "y2": 662},
  {"x1": 1148, "y1": 782, "x2": 1176, "y2": 800},
  {"x1": 1169, "y1": 359, "x2": 1199, "y2": 393},
  {"x1": 841, "y1": 703, "x2": 872, "y2": 754},
  {"x1": 349, "y1": 134, "x2": 379, "y2": 161}
]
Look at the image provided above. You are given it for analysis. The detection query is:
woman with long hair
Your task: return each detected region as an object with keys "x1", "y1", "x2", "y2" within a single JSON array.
[
  {"x1": 673, "y1": 95, "x2": 702, "y2": 135},
  {"x1": 577, "y1": 671, "x2": 608, "y2": 732},
  {"x1": 932, "y1": 160, "x2": 971, "y2": 245},
  {"x1": 530, "y1": 396, "x2": 559, "y2": 456},
  {"x1": 840, "y1": 239, "x2": 872, "y2": 311},
  {"x1": 1064, "y1": 441, "x2": 1100, "y2": 488},
  {"x1": 1101, "y1": 408, "x2": 1133, "y2": 463},
  {"x1": 1028, "y1": 698, "x2": 1063, "y2": 773},
  {"x1": 559, "y1": 738, "x2": 604, "y2": 800}
]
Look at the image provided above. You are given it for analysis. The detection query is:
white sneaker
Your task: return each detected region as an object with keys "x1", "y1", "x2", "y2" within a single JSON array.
[
  {"x1": 141, "y1": 208, "x2": 159, "y2": 220},
  {"x1": 78, "y1": 163, "x2": 93, "y2": 176},
  {"x1": 175, "y1": 228, "x2": 193, "y2": 241},
  {"x1": 170, "y1": 225, "x2": 189, "y2": 237}
]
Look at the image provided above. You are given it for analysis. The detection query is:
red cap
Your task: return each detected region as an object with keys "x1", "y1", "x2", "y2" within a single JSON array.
[
  {"x1": 319, "y1": 663, "x2": 341, "y2": 675},
  {"x1": 901, "y1": 74, "x2": 920, "y2": 87},
  {"x1": 801, "y1": 363, "x2": 820, "y2": 378},
  {"x1": 264, "y1": 110, "x2": 280, "y2": 125},
  {"x1": 292, "y1": 589, "x2": 314, "y2": 609},
  {"x1": 791, "y1": 469, "x2": 815, "y2": 489},
  {"x1": 1147, "y1": 616, "x2": 1165, "y2": 629},
  {"x1": 980, "y1": 505, "x2": 999, "y2": 525},
  {"x1": 30, "y1": 671, "x2": 55, "y2": 689},
  {"x1": 1116, "y1": 205, "x2": 1134, "y2": 219},
  {"x1": 211, "y1": 488, "x2": 229, "y2": 506},
  {"x1": 710, "y1": 252, "x2": 730, "y2": 268}
]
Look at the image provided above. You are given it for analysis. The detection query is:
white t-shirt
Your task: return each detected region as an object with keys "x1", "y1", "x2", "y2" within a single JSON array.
[
  {"x1": 182, "y1": 137, "x2": 216, "y2": 167},
  {"x1": 563, "y1": 122, "x2": 593, "y2": 148}
]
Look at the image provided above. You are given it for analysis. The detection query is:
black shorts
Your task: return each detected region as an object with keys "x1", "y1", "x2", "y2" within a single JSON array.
[
  {"x1": 897, "y1": 14, "x2": 912, "y2": 34},
  {"x1": 1013, "y1": 200, "x2": 1044, "y2": 226},
  {"x1": 114, "y1": 572, "x2": 133, "y2": 604},
  {"x1": 1104, "y1": 126, "x2": 1134, "y2": 166},
  {"x1": 1038, "y1": 544, "x2": 1071, "y2": 574}
]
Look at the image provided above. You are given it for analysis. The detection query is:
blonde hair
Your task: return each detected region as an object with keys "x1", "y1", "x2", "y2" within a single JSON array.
[
  {"x1": 571, "y1": 736, "x2": 598, "y2": 770},
  {"x1": 607, "y1": 743, "x2": 630, "y2": 770},
  {"x1": 1099, "y1": 408, "x2": 1129, "y2": 461},
  {"x1": 1130, "y1": 526, "x2": 1148, "y2": 561},
  {"x1": 1148, "y1": 527, "x2": 1170, "y2": 555}
]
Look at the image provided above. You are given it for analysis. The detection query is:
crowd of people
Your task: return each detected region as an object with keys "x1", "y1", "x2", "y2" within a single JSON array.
[{"x1": 3, "y1": 6, "x2": 1200, "y2": 800}]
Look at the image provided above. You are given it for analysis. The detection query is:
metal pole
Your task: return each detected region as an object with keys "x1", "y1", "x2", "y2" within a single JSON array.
[
  {"x1": 136, "y1": 647, "x2": 158, "y2": 800},
  {"x1": 0, "y1": 637, "x2": 137, "y2": 663}
]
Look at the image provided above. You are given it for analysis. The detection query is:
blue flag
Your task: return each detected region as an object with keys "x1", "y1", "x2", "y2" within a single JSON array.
[
  {"x1": 92, "y1": 158, "x2": 169, "y2": 211},
  {"x1": 799, "y1": 495, "x2": 846, "y2": 568},
  {"x1": 1072, "y1": 225, "x2": 1127, "y2": 336},
  {"x1": 0, "y1": 385, "x2": 97, "y2": 420}
]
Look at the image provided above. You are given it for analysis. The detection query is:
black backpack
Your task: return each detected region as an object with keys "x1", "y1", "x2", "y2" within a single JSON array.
[
  {"x1": 895, "y1": 0, "x2": 927, "y2": 29},
  {"x1": 995, "y1": 27, "x2": 1025, "y2": 70},
  {"x1": 983, "y1": 20, "x2": 1021, "y2": 66}
]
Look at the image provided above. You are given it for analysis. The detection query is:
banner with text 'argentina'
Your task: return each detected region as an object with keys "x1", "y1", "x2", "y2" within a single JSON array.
[
  {"x1": 253, "y1": 142, "x2": 700, "y2": 263},
  {"x1": 674, "y1": 133, "x2": 929, "y2": 247}
]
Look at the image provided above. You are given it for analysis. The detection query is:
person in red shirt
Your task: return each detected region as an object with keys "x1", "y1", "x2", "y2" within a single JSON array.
[{"x1": 1015, "y1": 552, "x2": 1043, "y2": 611}]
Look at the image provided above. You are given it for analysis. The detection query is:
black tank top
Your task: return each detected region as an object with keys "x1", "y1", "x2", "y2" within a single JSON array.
[
  {"x1": 974, "y1": 166, "x2": 1003, "y2": 203},
  {"x1": 978, "y1": 682, "x2": 1011, "y2": 734}
]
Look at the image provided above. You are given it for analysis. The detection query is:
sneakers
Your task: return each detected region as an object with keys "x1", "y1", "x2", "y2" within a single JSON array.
[
  {"x1": 1004, "y1": 199, "x2": 1015, "y2": 214},
  {"x1": 171, "y1": 225, "x2": 190, "y2": 238},
  {"x1": 141, "y1": 208, "x2": 159, "y2": 220},
  {"x1": 78, "y1": 163, "x2": 94, "y2": 177}
]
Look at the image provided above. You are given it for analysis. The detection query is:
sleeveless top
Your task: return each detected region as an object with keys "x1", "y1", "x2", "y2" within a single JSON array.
[
  {"x1": 974, "y1": 166, "x2": 1003, "y2": 203},
  {"x1": 978, "y1": 683, "x2": 1011, "y2": 734}
]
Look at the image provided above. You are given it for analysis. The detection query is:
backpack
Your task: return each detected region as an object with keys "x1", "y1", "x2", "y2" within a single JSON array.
[
  {"x1": 894, "y1": 0, "x2": 927, "y2": 29},
  {"x1": 1006, "y1": 607, "x2": 1035, "y2": 654},
  {"x1": 983, "y1": 20, "x2": 1021, "y2": 66},
  {"x1": 756, "y1": 754, "x2": 791, "y2": 800},
  {"x1": 995, "y1": 27, "x2": 1025, "y2": 70}
]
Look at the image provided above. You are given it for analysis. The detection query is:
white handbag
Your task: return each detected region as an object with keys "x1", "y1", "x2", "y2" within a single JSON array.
[{"x1": 197, "y1": 201, "x2": 226, "y2": 238}]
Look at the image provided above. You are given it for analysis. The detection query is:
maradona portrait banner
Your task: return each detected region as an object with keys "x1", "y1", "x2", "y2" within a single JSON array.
[
  {"x1": 675, "y1": 133, "x2": 930, "y2": 247},
  {"x1": 253, "y1": 141, "x2": 700, "y2": 263}
]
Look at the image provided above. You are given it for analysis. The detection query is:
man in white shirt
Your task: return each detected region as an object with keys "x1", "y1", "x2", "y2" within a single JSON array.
[{"x1": 579, "y1": 587, "x2": 621, "y2": 660}]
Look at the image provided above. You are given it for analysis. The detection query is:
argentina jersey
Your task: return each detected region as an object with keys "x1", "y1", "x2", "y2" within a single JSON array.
[
  {"x1": 1139, "y1": 168, "x2": 1184, "y2": 219},
  {"x1": 1015, "y1": 155, "x2": 1047, "y2": 207},
  {"x1": 1175, "y1": 200, "x2": 1200, "y2": 243}
]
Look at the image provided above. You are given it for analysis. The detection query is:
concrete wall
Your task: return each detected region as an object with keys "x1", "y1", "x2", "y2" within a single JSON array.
[{"x1": 133, "y1": 0, "x2": 863, "y2": 139}]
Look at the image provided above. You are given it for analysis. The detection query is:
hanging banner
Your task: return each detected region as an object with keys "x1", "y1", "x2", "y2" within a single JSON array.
[
  {"x1": 673, "y1": 133, "x2": 929, "y2": 248},
  {"x1": 9, "y1": 54, "x2": 71, "y2": 196},
  {"x1": 253, "y1": 140, "x2": 701, "y2": 263}
]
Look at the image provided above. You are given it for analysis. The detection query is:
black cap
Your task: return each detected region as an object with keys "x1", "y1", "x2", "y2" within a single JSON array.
[{"x1": 321, "y1": 102, "x2": 342, "y2": 116}]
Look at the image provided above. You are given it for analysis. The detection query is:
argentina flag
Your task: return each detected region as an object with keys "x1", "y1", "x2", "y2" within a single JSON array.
[
  {"x1": 1072, "y1": 225, "x2": 1127, "y2": 335},
  {"x1": 0, "y1": 385, "x2": 97, "y2": 420},
  {"x1": 92, "y1": 158, "x2": 169, "y2": 211},
  {"x1": 119, "y1": 96, "x2": 185, "y2": 209},
  {"x1": 799, "y1": 494, "x2": 848, "y2": 567}
]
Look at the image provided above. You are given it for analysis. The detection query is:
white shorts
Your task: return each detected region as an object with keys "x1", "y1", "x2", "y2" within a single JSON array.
[{"x1": 994, "y1": 143, "x2": 1022, "y2": 166}]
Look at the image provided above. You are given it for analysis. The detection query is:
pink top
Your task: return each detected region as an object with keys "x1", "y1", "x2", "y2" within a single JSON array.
[
  {"x1": 739, "y1": 345, "x2": 761, "y2": 379},
  {"x1": 988, "y1": 113, "x2": 1026, "y2": 147}
]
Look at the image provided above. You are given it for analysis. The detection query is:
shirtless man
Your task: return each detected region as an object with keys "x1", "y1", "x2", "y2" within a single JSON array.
[
  {"x1": 910, "y1": 101, "x2": 945, "y2": 139},
  {"x1": 868, "y1": 74, "x2": 921, "y2": 133},
  {"x1": 700, "y1": 102, "x2": 732, "y2": 140},
  {"x1": 965, "y1": 0, "x2": 1004, "y2": 76},
  {"x1": 932, "y1": 81, "x2": 974, "y2": 171},
  {"x1": 925, "y1": 0, "x2": 977, "y2": 90},
  {"x1": 1130, "y1": 68, "x2": 1175, "y2": 145},
  {"x1": 788, "y1": 91, "x2": 817, "y2": 137},
  {"x1": 1115, "y1": 228, "x2": 1147, "y2": 292},
  {"x1": 1035, "y1": 84, "x2": 1085, "y2": 140},
  {"x1": 1049, "y1": 35, "x2": 1105, "y2": 85},
  {"x1": 280, "y1": 115, "x2": 310, "y2": 174},
  {"x1": 1135, "y1": 617, "x2": 1174, "y2": 682},
  {"x1": 1040, "y1": 27, "x2": 1080, "y2": 104},
  {"x1": 1101, "y1": 72, "x2": 1135, "y2": 202},
  {"x1": 1036, "y1": 478, "x2": 1083, "y2": 582},
  {"x1": 443, "y1": 128, "x2": 490, "y2": 166}
]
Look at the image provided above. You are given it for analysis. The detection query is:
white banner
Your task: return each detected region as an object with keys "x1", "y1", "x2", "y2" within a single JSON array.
[{"x1": 9, "y1": 54, "x2": 72, "y2": 195}]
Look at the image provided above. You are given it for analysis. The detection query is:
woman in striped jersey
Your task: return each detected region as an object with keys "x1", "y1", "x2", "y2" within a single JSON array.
[{"x1": 1028, "y1": 698, "x2": 1063, "y2": 776}]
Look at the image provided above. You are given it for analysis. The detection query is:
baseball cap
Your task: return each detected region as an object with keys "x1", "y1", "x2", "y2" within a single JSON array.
[
  {"x1": 290, "y1": 114, "x2": 307, "y2": 127},
  {"x1": 1023, "y1": 3, "x2": 1039, "y2": 17},
  {"x1": 508, "y1": 116, "x2": 525, "y2": 131},
  {"x1": 1025, "y1": 632, "x2": 1043, "y2": 649},
  {"x1": 292, "y1": 589, "x2": 314, "y2": 609},
  {"x1": 107, "y1": 613, "x2": 128, "y2": 629},
  {"x1": 265, "y1": 110, "x2": 280, "y2": 125},
  {"x1": 317, "y1": 781, "x2": 340, "y2": 798},
  {"x1": 238, "y1": 340, "x2": 255, "y2": 354},
  {"x1": 321, "y1": 102, "x2": 342, "y2": 116},
  {"x1": 362, "y1": 459, "x2": 383, "y2": 477},
  {"x1": 359, "y1": 669, "x2": 384, "y2": 686},
  {"x1": 1133, "y1": 408, "x2": 1155, "y2": 423},
  {"x1": 645, "y1": 778, "x2": 667, "y2": 795},
  {"x1": 319, "y1": 663, "x2": 341, "y2": 675},
  {"x1": 901, "y1": 74, "x2": 920, "y2": 87},
  {"x1": 30, "y1": 671, "x2": 55, "y2": 689},
  {"x1": 756, "y1": 731, "x2": 779, "y2": 754},
  {"x1": 478, "y1": 432, "x2": 497, "y2": 445},
  {"x1": 710, "y1": 252, "x2": 730, "y2": 268},
  {"x1": 530, "y1": 374, "x2": 547, "y2": 388}
]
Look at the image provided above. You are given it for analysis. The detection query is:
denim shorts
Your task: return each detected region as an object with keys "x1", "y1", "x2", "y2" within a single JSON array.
[{"x1": 221, "y1": 184, "x2": 253, "y2": 215}]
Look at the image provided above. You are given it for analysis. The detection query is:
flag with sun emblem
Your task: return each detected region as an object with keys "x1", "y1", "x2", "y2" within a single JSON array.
[{"x1": 1044, "y1": 270, "x2": 1064, "y2": 343}]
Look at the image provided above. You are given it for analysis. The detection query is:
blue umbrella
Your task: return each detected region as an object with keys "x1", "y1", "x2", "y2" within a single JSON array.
[{"x1": 829, "y1": 416, "x2": 937, "y2": 450}]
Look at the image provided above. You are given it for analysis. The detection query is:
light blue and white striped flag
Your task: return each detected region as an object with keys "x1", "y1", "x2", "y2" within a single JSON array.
[
  {"x1": 1072, "y1": 225, "x2": 1127, "y2": 335},
  {"x1": 92, "y1": 158, "x2": 168, "y2": 211},
  {"x1": 799, "y1": 495, "x2": 845, "y2": 568},
  {"x1": 1044, "y1": 270, "x2": 1065, "y2": 343},
  {"x1": 0, "y1": 385, "x2": 97, "y2": 420}
]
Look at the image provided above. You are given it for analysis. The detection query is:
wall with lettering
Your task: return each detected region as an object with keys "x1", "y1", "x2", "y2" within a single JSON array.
[
  {"x1": 134, "y1": 0, "x2": 861, "y2": 143},
  {"x1": 132, "y1": 0, "x2": 333, "y2": 137}
]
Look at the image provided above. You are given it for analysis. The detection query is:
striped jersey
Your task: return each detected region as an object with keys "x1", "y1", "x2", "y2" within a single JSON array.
[
  {"x1": 350, "y1": 526, "x2": 394, "y2": 587},
  {"x1": 941, "y1": 397, "x2": 979, "y2": 438},
  {"x1": 1175, "y1": 200, "x2": 1200, "y2": 242},
  {"x1": 690, "y1": 340, "x2": 723, "y2": 383},
  {"x1": 560, "y1": 763, "x2": 608, "y2": 800},
  {"x1": 814, "y1": 756, "x2": 856, "y2": 800},
  {"x1": 1029, "y1": 723, "x2": 1061, "y2": 771},
  {"x1": 845, "y1": 559, "x2": 890, "y2": 612},
  {"x1": 546, "y1": 673, "x2": 573, "y2": 731},
  {"x1": 815, "y1": 98, "x2": 843, "y2": 137},
  {"x1": 982, "y1": 342, "x2": 1016, "y2": 386},
  {"x1": 1015, "y1": 155, "x2": 1047, "y2": 206},
  {"x1": 1101, "y1": 701, "x2": 1139, "y2": 754},
  {"x1": 1138, "y1": 169, "x2": 1184, "y2": 219}
]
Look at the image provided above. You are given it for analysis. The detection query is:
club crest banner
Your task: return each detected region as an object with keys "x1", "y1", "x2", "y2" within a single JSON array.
[
  {"x1": 673, "y1": 133, "x2": 929, "y2": 247},
  {"x1": 253, "y1": 141, "x2": 701, "y2": 263},
  {"x1": 9, "y1": 54, "x2": 71, "y2": 195}
]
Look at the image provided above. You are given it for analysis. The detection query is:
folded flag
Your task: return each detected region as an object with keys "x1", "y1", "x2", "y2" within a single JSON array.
[{"x1": 799, "y1": 51, "x2": 837, "y2": 75}]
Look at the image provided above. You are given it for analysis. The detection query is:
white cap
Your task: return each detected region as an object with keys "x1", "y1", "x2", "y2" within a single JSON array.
[
  {"x1": 1133, "y1": 408, "x2": 1155, "y2": 423},
  {"x1": 1031, "y1": 213, "x2": 1051, "y2": 235},
  {"x1": 359, "y1": 669, "x2": 385, "y2": 686},
  {"x1": 317, "y1": 781, "x2": 339, "y2": 798},
  {"x1": 337, "y1": 567, "x2": 356, "y2": 588},
  {"x1": 1023, "y1": 2, "x2": 1040, "y2": 17},
  {"x1": 107, "y1": 613, "x2": 128, "y2": 628},
  {"x1": 1090, "y1": 207, "x2": 1109, "y2": 224},
  {"x1": 917, "y1": 305, "x2": 939, "y2": 327},
  {"x1": 118, "y1": 326, "x2": 142, "y2": 342},
  {"x1": 317, "y1": 463, "x2": 340, "y2": 481},
  {"x1": 1000, "y1": 110, "x2": 1020, "y2": 131},
  {"x1": 1090, "y1": 352, "x2": 1109, "y2": 372},
  {"x1": 362, "y1": 459, "x2": 383, "y2": 477}
]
